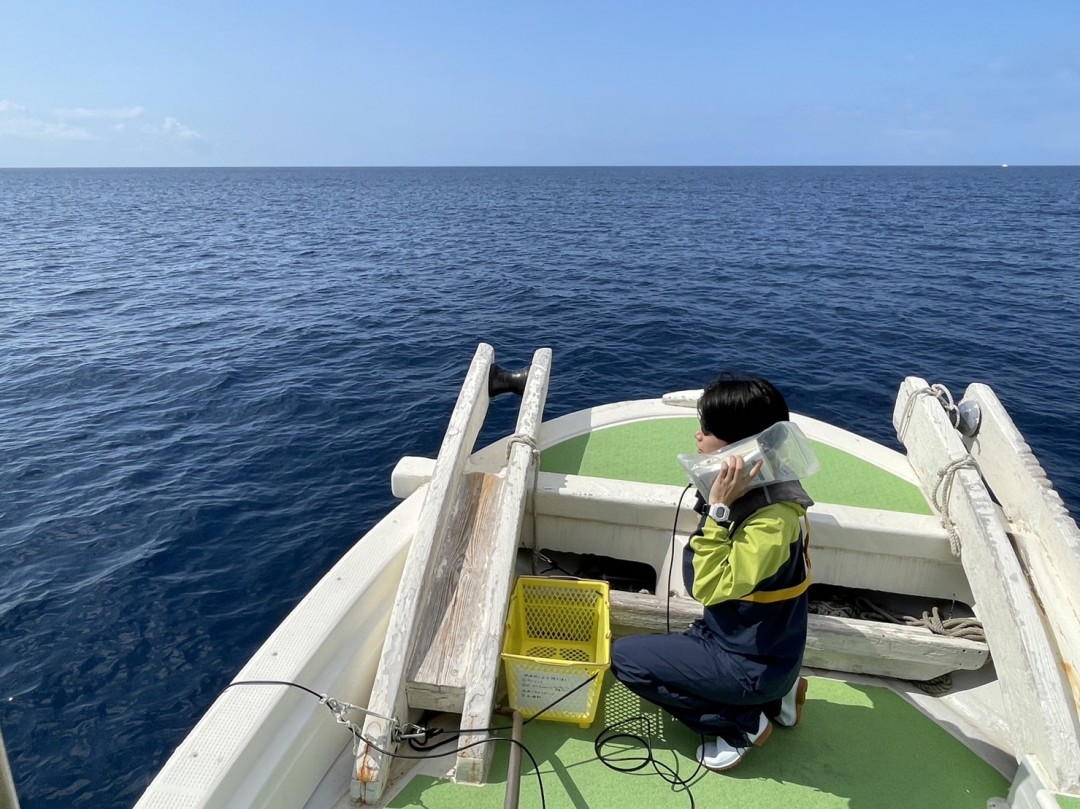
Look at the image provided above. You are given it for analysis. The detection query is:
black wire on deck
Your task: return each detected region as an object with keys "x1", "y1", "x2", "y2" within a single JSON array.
[
  {"x1": 225, "y1": 673, "x2": 602, "y2": 809},
  {"x1": 231, "y1": 673, "x2": 705, "y2": 808},
  {"x1": 360, "y1": 733, "x2": 547, "y2": 808},
  {"x1": 593, "y1": 715, "x2": 704, "y2": 809}
]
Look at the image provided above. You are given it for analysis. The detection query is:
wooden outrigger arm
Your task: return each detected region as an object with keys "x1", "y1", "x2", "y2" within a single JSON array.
[
  {"x1": 896, "y1": 377, "x2": 1080, "y2": 794},
  {"x1": 353, "y1": 343, "x2": 551, "y2": 804}
]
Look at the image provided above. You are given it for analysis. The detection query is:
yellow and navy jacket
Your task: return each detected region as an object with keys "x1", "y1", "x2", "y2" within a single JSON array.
[{"x1": 682, "y1": 482, "x2": 814, "y2": 661}]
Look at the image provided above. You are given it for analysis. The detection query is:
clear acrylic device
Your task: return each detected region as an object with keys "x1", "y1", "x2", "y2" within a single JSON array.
[{"x1": 677, "y1": 421, "x2": 820, "y2": 498}]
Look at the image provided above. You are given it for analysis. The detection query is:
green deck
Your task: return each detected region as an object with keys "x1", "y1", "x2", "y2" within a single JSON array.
[
  {"x1": 388, "y1": 674, "x2": 1007, "y2": 808},
  {"x1": 540, "y1": 417, "x2": 932, "y2": 515}
]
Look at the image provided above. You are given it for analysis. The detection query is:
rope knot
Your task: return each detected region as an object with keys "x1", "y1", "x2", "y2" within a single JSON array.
[
  {"x1": 505, "y1": 432, "x2": 540, "y2": 460},
  {"x1": 932, "y1": 455, "x2": 980, "y2": 556},
  {"x1": 897, "y1": 383, "x2": 962, "y2": 441}
]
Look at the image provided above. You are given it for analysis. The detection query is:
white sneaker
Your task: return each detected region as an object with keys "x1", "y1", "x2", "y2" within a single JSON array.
[
  {"x1": 696, "y1": 713, "x2": 772, "y2": 771},
  {"x1": 777, "y1": 677, "x2": 808, "y2": 727}
]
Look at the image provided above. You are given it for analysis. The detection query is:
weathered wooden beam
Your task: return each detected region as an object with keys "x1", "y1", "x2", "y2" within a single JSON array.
[
  {"x1": 406, "y1": 471, "x2": 503, "y2": 711},
  {"x1": 608, "y1": 590, "x2": 988, "y2": 681},
  {"x1": 456, "y1": 348, "x2": 552, "y2": 785},
  {"x1": 895, "y1": 377, "x2": 1080, "y2": 792},
  {"x1": 961, "y1": 383, "x2": 1080, "y2": 714},
  {"x1": 354, "y1": 343, "x2": 494, "y2": 805}
]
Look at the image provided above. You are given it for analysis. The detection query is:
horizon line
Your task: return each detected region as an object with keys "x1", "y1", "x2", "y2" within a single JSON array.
[{"x1": 0, "y1": 163, "x2": 1067, "y2": 170}]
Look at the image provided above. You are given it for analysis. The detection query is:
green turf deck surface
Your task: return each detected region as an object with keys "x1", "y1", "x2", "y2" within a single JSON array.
[
  {"x1": 539, "y1": 417, "x2": 932, "y2": 515},
  {"x1": 388, "y1": 674, "x2": 1007, "y2": 808}
]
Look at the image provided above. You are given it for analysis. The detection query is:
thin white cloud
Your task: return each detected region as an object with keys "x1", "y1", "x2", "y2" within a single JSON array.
[
  {"x1": 52, "y1": 105, "x2": 145, "y2": 120},
  {"x1": 0, "y1": 99, "x2": 29, "y2": 114},
  {"x1": 0, "y1": 99, "x2": 97, "y2": 141},
  {"x1": 143, "y1": 117, "x2": 203, "y2": 141},
  {"x1": 0, "y1": 113, "x2": 93, "y2": 141},
  {"x1": 0, "y1": 100, "x2": 204, "y2": 149}
]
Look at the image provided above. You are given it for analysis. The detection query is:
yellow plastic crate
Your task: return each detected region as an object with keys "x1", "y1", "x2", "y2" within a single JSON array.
[{"x1": 501, "y1": 576, "x2": 611, "y2": 727}]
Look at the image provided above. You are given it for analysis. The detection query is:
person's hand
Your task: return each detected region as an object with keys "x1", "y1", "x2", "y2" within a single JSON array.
[{"x1": 708, "y1": 455, "x2": 764, "y2": 508}]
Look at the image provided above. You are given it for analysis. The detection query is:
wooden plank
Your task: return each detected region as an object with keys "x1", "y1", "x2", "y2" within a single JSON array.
[
  {"x1": 609, "y1": 590, "x2": 988, "y2": 681},
  {"x1": 354, "y1": 343, "x2": 494, "y2": 805},
  {"x1": 406, "y1": 471, "x2": 503, "y2": 710},
  {"x1": 455, "y1": 348, "x2": 552, "y2": 785},
  {"x1": 961, "y1": 383, "x2": 1080, "y2": 713},
  {"x1": 894, "y1": 376, "x2": 1080, "y2": 792}
]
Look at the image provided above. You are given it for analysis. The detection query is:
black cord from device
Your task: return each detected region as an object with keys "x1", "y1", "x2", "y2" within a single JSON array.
[
  {"x1": 227, "y1": 577, "x2": 713, "y2": 809},
  {"x1": 225, "y1": 672, "x2": 600, "y2": 809},
  {"x1": 224, "y1": 678, "x2": 324, "y2": 700},
  {"x1": 407, "y1": 670, "x2": 600, "y2": 753},
  {"x1": 360, "y1": 732, "x2": 547, "y2": 808},
  {"x1": 667, "y1": 483, "x2": 695, "y2": 634},
  {"x1": 593, "y1": 715, "x2": 704, "y2": 808}
]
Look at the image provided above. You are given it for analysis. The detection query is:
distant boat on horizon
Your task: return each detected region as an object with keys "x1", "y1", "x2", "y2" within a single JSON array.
[{"x1": 1002, "y1": 163, "x2": 1009, "y2": 168}]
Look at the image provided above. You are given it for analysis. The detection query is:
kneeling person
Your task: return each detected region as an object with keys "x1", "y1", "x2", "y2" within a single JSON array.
[{"x1": 611, "y1": 375, "x2": 812, "y2": 771}]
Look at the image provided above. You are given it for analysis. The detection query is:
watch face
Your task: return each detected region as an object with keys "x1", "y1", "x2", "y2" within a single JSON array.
[{"x1": 710, "y1": 504, "x2": 730, "y2": 521}]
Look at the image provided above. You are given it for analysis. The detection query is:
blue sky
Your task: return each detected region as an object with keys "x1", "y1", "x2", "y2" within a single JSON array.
[{"x1": 2, "y1": 1, "x2": 1078, "y2": 167}]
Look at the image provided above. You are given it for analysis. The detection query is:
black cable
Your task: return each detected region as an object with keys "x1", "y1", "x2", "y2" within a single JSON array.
[
  {"x1": 593, "y1": 715, "x2": 704, "y2": 809},
  {"x1": 523, "y1": 671, "x2": 598, "y2": 725},
  {"x1": 408, "y1": 670, "x2": 600, "y2": 755},
  {"x1": 227, "y1": 637, "x2": 694, "y2": 807},
  {"x1": 225, "y1": 679, "x2": 325, "y2": 701},
  {"x1": 405, "y1": 722, "x2": 456, "y2": 752},
  {"x1": 359, "y1": 730, "x2": 547, "y2": 809},
  {"x1": 395, "y1": 670, "x2": 600, "y2": 809},
  {"x1": 225, "y1": 675, "x2": 599, "y2": 809},
  {"x1": 667, "y1": 484, "x2": 695, "y2": 634}
]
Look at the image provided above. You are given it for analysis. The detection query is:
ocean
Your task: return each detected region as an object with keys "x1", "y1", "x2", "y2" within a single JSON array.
[{"x1": 2, "y1": 166, "x2": 1078, "y2": 808}]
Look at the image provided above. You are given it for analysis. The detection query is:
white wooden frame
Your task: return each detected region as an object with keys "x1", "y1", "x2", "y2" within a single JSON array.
[
  {"x1": 354, "y1": 343, "x2": 495, "y2": 804},
  {"x1": 354, "y1": 345, "x2": 552, "y2": 801},
  {"x1": 454, "y1": 348, "x2": 551, "y2": 784},
  {"x1": 895, "y1": 377, "x2": 1080, "y2": 793}
]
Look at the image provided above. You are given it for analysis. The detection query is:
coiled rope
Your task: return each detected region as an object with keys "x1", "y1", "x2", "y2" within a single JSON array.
[
  {"x1": 931, "y1": 455, "x2": 981, "y2": 556},
  {"x1": 896, "y1": 383, "x2": 961, "y2": 441},
  {"x1": 809, "y1": 596, "x2": 985, "y2": 693}
]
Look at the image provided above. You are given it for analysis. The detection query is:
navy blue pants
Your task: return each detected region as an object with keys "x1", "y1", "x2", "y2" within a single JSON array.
[{"x1": 611, "y1": 621, "x2": 796, "y2": 746}]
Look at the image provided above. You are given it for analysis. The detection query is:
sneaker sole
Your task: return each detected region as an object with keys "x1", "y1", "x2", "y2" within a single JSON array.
[
  {"x1": 793, "y1": 677, "x2": 808, "y2": 727},
  {"x1": 704, "y1": 721, "x2": 773, "y2": 772}
]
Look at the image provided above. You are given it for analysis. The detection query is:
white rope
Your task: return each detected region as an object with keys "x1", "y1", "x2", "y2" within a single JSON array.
[
  {"x1": 897, "y1": 383, "x2": 961, "y2": 441},
  {"x1": 931, "y1": 455, "x2": 980, "y2": 556},
  {"x1": 505, "y1": 432, "x2": 539, "y2": 459},
  {"x1": 896, "y1": 382, "x2": 975, "y2": 556}
]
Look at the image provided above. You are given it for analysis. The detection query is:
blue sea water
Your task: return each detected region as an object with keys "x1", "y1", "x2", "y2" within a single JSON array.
[{"x1": 1, "y1": 166, "x2": 1078, "y2": 808}]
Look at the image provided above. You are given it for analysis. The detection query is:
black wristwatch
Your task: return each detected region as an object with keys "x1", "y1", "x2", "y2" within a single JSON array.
[{"x1": 707, "y1": 502, "x2": 733, "y2": 527}]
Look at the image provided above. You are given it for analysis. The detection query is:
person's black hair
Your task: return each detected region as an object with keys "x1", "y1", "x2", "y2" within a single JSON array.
[{"x1": 697, "y1": 375, "x2": 789, "y2": 443}]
